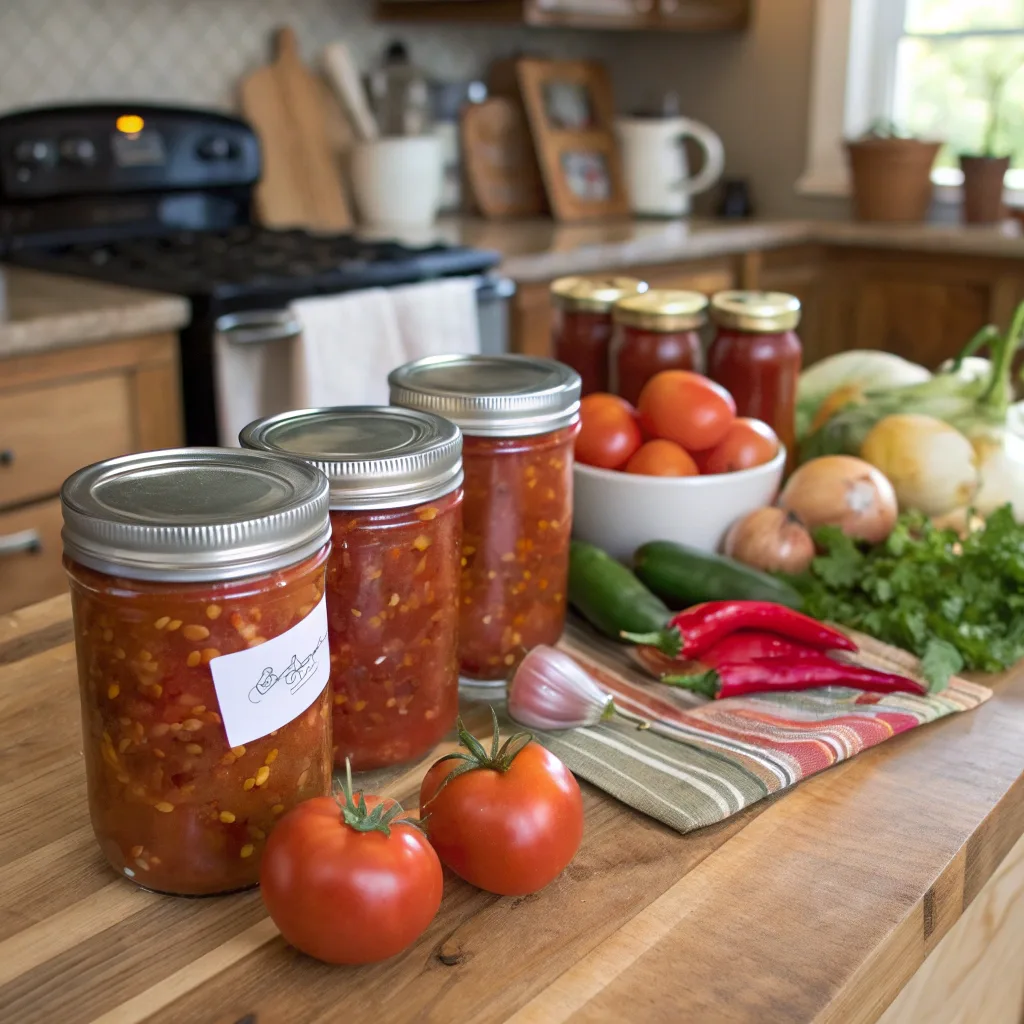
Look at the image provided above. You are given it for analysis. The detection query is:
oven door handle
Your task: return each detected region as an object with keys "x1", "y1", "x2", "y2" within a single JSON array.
[
  {"x1": 474, "y1": 275, "x2": 516, "y2": 302},
  {"x1": 218, "y1": 277, "x2": 516, "y2": 346}
]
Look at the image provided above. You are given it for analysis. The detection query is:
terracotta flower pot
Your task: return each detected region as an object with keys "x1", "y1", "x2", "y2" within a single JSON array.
[
  {"x1": 846, "y1": 138, "x2": 942, "y2": 223},
  {"x1": 960, "y1": 155, "x2": 1011, "y2": 225}
]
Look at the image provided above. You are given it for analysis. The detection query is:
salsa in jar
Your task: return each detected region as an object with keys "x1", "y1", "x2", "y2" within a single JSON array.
[
  {"x1": 551, "y1": 276, "x2": 647, "y2": 396},
  {"x1": 707, "y1": 291, "x2": 803, "y2": 465},
  {"x1": 390, "y1": 355, "x2": 581, "y2": 682},
  {"x1": 61, "y1": 449, "x2": 334, "y2": 896},
  {"x1": 610, "y1": 289, "x2": 707, "y2": 406},
  {"x1": 241, "y1": 407, "x2": 463, "y2": 770}
]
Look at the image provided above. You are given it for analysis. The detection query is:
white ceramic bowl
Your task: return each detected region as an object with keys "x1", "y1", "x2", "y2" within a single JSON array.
[{"x1": 572, "y1": 447, "x2": 786, "y2": 561}]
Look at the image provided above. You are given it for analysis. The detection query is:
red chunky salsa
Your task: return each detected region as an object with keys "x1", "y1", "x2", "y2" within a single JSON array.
[
  {"x1": 326, "y1": 488, "x2": 462, "y2": 769},
  {"x1": 241, "y1": 406, "x2": 465, "y2": 770},
  {"x1": 67, "y1": 552, "x2": 332, "y2": 895},
  {"x1": 460, "y1": 426, "x2": 577, "y2": 679},
  {"x1": 60, "y1": 448, "x2": 333, "y2": 897},
  {"x1": 389, "y1": 354, "x2": 582, "y2": 683}
]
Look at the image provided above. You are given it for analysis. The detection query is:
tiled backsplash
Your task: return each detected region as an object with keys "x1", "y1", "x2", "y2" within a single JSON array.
[{"x1": 0, "y1": 0, "x2": 611, "y2": 113}]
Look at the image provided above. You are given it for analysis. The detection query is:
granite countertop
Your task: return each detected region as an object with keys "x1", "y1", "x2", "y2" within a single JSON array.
[
  {"x1": 3, "y1": 218, "x2": 1021, "y2": 361},
  {"x1": 405, "y1": 216, "x2": 1024, "y2": 283},
  {"x1": 0, "y1": 266, "x2": 190, "y2": 360}
]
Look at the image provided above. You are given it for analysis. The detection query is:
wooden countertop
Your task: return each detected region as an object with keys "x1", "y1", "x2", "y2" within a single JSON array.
[
  {"x1": 3, "y1": 595, "x2": 1024, "y2": 1024},
  {"x1": 0, "y1": 267, "x2": 190, "y2": 360},
  {"x1": 379, "y1": 217, "x2": 1024, "y2": 283}
]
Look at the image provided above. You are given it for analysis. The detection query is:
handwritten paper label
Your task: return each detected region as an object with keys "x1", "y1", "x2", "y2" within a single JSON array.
[{"x1": 210, "y1": 594, "x2": 330, "y2": 748}]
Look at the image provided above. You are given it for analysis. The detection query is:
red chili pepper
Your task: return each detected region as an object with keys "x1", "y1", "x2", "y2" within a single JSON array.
[
  {"x1": 662, "y1": 658, "x2": 927, "y2": 699},
  {"x1": 696, "y1": 630, "x2": 832, "y2": 667},
  {"x1": 622, "y1": 601, "x2": 857, "y2": 660}
]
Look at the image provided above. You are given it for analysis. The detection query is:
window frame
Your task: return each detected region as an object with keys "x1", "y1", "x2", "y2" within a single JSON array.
[{"x1": 798, "y1": 0, "x2": 1024, "y2": 207}]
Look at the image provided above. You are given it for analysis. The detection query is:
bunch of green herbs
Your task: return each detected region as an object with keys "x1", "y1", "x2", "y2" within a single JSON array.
[{"x1": 784, "y1": 504, "x2": 1024, "y2": 690}]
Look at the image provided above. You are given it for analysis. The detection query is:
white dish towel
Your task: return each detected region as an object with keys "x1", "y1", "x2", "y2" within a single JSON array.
[
  {"x1": 389, "y1": 276, "x2": 481, "y2": 360},
  {"x1": 215, "y1": 278, "x2": 482, "y2": 443},
  {"x1": 291, "y1": 288, "x2": 405, "y2": 409},
  {"x1": 292, "y1": 276, "x2": 481, "y2": 408}
]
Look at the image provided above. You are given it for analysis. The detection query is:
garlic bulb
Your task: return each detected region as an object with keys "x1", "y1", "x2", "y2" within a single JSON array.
[{"x1": 507, "y1": 646, "x2": 615, "y2": 730}]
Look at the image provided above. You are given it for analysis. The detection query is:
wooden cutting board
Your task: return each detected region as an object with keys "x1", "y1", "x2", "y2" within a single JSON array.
[
  {"x1": 461, "y1": 97, "x2": 546, "y2": 219},
  {"x1": 240, "y1": 26, "x2": 352, "y2": 231}
]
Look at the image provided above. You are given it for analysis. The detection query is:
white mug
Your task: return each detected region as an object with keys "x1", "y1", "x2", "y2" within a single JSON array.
[
  {"x1": 349, "y1": 136, "x2": 444, "y2": 228},
  {"x1": 615, "y1": 116, "x2": 725, "y2": 218}
]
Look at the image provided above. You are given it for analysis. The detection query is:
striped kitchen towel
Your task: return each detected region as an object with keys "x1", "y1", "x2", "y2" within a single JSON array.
[{"x1": 528, "y1": 624, "x2": 992, "y2": 834}]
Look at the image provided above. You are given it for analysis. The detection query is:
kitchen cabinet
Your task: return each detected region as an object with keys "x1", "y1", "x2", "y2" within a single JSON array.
[
  {"x1": 815, "y1": 248, "x2": 1024, "y2": 369},
  {"x1": 0, "y1": 333, "x2": 183, "y2": 614},
  {"x1": 506, "y1": 234, "x2": 1024, "y2": 376},
  {"x1": 756, "y1": 245, "x2": 827, "y2": 367},
  {"x1": 374, "y1": 0, "x2": 749, "y2": 31},
  {"x1": 510, "y1": 254, "x2": 739, "y2": 358}
]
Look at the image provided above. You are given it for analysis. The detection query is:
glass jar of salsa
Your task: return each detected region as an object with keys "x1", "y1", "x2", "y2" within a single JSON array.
[
  {"x1": 241, "y1": 407, "x2": 463, "y2": 771},
  {"x1": 550, "y1": 276, "x2": 647, "y2": 396},
  {"x1": 61, "y1": 449, "x2": 333, "y2": 896},
  {"x1": 610, "y1": 289, "x2": 707, "y2": 406},
  {"x1": 707, "y1": 291, "x2": 803, "y2": 464},
  {"x1": 389, "y1": 355, "x2": 581, "y2": 683}
]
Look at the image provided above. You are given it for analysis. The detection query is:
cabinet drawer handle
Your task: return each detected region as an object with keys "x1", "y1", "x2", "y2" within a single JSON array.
[
  {"x1": 0, "y1": 529, "x2": 42, "y2": 557},
  {"x1": 0, "y1": 450, "x2": 13, "y2": 467}
]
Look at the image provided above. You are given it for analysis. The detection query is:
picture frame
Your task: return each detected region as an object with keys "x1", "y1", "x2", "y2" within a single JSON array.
[{"x1": 516, "y1": 58, "x2": 629, "y2": 222}]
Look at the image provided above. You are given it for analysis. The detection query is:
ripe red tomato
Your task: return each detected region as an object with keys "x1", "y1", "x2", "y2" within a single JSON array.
[
  {"x1": 625, "y1": 439, "x2": 700, "y2": 477},
  {"x1": 702, "y1": 418, "x2": 780, "y2": 474},
  {"x1": 260, "y1": 794, "x2": 443, "y2": 964},
  {"x1": 575, "y1": 393, "x2": 642, "y2": 469},
  {"x1": 637, "y1": 370, "x2": 736, "y2": 451},
  {"x1": 420, "y1": 729, "x2": 584, "y2": 896}
]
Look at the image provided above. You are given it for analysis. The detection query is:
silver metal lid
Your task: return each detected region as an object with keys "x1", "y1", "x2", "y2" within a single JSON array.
[
  {"x1": 388, "y1": 354, "x2": 581, "y2": 438},
  {"x1": 239, "y1": 407, "x2": 463, "y2": 510},
  {"x1": 61, "y1": 448, "x2": 331, "y2": 583}
]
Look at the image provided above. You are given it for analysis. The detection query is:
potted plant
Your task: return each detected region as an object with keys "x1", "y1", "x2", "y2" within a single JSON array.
[
  {"x1": 960, "y1": 66, "x2": 1018, "y2": 225},
  {"x1": 845, "y1": 121, "x2": 942, "y2": 224}
]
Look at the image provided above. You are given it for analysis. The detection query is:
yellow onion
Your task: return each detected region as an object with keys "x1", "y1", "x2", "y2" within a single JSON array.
[
  {"x1": 723, "y1": 507, "x2": 815, "y2": 574},
  {"x1": 780, "y1": 455, "x2": 898, "y2": 544},
  {"x1": 860, "y1": 413, "x2": 979, "y2": 517}
]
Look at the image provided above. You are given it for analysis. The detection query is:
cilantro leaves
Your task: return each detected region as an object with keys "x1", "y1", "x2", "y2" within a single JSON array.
[{"x1": 785, "y1": 505, "x2": 1024, "y2": 690}]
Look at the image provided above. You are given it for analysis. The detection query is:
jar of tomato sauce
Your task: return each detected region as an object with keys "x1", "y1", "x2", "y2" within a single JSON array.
[
  {"x1": 389, "y1": 355, "x2": 581, "y2": 683},
  {"x1": 241, "y1": 407, "x2": 463, "y2": 771},
  {"x1": 610, "y1": 289, "x2": 707, "y2": 406},
  {"x1": 61, "y1": 449, "x2": 333, "y2": 896},
  {"x1": 707, "y1": 291, "x2": 803, "y2": 462},
  {"x1": 550, "y1": 276, "x2": 647, "y2": 396}
]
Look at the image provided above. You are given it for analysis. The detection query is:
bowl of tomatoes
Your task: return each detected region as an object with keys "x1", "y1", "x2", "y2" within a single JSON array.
[{"x1": 572, "y1": 370, "x2": 785, "y2": 560}]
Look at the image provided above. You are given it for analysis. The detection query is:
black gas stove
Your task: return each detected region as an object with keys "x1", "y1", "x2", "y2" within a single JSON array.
[{"x1": 0, "y1": 104, "x2": 502, "y2": 444}]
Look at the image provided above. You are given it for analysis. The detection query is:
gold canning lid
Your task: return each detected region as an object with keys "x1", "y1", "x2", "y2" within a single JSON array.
[
  {"x1": 613, "y1": 289, "x2": 708, "y2": 332},
  {"x1": 550, "y1": 275, "x2": 648, "y2": 314},
  {"x1": 710, "y1": 291, "x2": 802, "y2": 332}
]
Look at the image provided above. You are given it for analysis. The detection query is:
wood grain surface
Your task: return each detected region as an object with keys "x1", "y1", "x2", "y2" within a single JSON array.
[{"x1": 2, "y1": 596, "x2": 1024, "y2": 1024}]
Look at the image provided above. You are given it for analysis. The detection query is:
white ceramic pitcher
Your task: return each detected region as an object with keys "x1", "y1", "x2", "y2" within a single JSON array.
[{"x1": 615, "y1": 116, "x2": 725, "y2": 217}]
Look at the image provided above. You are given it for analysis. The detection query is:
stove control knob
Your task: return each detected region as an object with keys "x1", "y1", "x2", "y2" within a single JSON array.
[
  {"x1": 13, "y1": 139, "x2": 52, "y2": 165},
  {"x1": 59, "y1": 137, "x2": 98, "y2": 166},
  {"x1": 196, "y1": 135, "x2": 236, "y2": 161}
]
